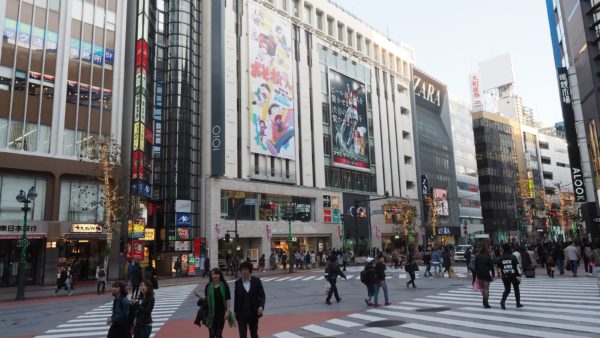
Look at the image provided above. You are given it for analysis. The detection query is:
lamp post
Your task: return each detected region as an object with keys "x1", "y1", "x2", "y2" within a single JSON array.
[
  {"x1": 282, "y1": 203, "x2": 295, "y2": 273},
  {"x1": 15, "y1": 186, "x2": 37, "y2": 300}
]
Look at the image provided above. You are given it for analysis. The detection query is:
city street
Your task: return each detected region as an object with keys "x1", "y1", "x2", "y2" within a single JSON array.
[{"x1": 1, "y1": 265, "x2": 598, "y2": 337}]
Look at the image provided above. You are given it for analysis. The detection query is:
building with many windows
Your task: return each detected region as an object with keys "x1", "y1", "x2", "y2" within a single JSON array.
[
  {"x1": 449, "y1": 94, "x2": 483, "y2": 241},
  {"x1": 0, "y1": 0, "x2": 126, "y2": 286}
]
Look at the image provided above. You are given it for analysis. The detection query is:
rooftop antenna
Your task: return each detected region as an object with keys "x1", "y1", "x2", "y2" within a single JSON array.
[{"x1": 386, "y1": 27, "x2": 392, "y2": 40}]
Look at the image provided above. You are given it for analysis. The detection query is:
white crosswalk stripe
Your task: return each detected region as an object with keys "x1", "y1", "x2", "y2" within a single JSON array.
[
  {"x1": 268, "y1": 278, "x2": 600, "y2": 338},
  {"x1": 34, "y1": 284, "x2": 196, "y2": 338}
]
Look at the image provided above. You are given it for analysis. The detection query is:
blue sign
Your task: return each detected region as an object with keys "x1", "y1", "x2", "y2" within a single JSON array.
[
  {"x1": 176, "y1": 213, "x2": 192, "y2": 227},
  {"x1": 131, "y1": 179, "x2": 152, "y2": 199}
]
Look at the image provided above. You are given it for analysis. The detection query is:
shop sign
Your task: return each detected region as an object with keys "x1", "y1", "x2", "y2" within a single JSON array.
[
  {"x1": 323, "y1": 208, "x2": 332, "y2": 223},
  {"x1": 131, "y1": 179, "x2": 152, "y2": 199},
  {"x1": 71, "y1": 223, "x2": 103, "y2": 233},
  {"x1": 193, "y1": 238, "x2": 202, "y2": 257},
  {"x1": 437, "y1": 227, "x2": 452, "y2": 235},
  {"x1": 176, "y1": 227, "x2": 190, "y2": 240},
  {"x1": 175, "y1": 241, "x2": 191, "y2": 251},
  {"x1": 332, "y1": 209, "x2": 341, "y2": 223},
  {"x1": 323, "y1": 195, "x2": 331, "y2": 208},
  {"x1": 188, "y1": 256, "x2": 196, "y2": 274},
  {"x1": 265, "y1": 224, "x2": 272, "y2": 239},
  {"x1": 143, "y1": 228, "x2": 155, "y2": 241},
  {"x1": 128, "y1": 219, "x2": 145, "y2": 239},
  {"x1": 176, "y1": 213, "x2": 191, "y2": 227},
  {"x1": 175, "y1": 200, "x2": 192, "y2": 213},
  {"x1": 375, "y1": 225, "x2": 381, "y2": 237},
  {"x1": 132, "y1": 121, "x2": 145, "y2": 151},
  {"x1": 127, "y1": 240, "x2": 144, "y2": 261},
  {"x1": 0, "y1": 224, "x2": 39, "y2": 233},
  {"x1": 215, "y1": 224, "x2": 222, "y2": 240}
]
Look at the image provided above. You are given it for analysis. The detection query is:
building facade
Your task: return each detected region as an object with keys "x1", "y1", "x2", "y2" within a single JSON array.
[
  {"x1": 449, "y1": 94, "x2": 483, "y2": 241},
  {"x1": 0, "y1": 0, "x2": 127, "y2": 286}
]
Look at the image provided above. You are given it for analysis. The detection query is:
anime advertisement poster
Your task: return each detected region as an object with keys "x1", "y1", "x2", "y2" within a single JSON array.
[
  {"x1": 248, "y1": 2, "x2": 295, "y2": 160},
  {"x1": 433, "y1": 188, "x2": 449, "y2": 216},
  {"x1": 329, "y1": 69, "x2": 370, "y2": 171}
]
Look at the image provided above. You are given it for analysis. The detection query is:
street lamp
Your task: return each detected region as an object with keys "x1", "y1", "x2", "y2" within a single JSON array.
[
  {"x1": 282, "y1": 203, "x2": 295, "y2": 273},
  {"x1": 15, "y1": 186, "x2": 37, "y2": 300}
]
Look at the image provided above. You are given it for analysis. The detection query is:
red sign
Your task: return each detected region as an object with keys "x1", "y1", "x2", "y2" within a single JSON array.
[
  {"x1": 323, "y1": 209, "x2": 332, "y2": 223},
  {"x1": 127, "y1": 240, "x2": 144, "y2": 261},
  {"x1": 147, "y1": 202, "x2": 154, "y2": 217},
  {"x1": 131, "y1": 150, "x2": 145, "y2": 180},
  {"x1": 135, "y1": 39, "x2": 149, "y2": 69},
  {"x1": 193, "y1": 238, "x2": 202, "y2": 257},
  {"x1": 144, "y1": 127, "x2": 154, "y2": 145}
]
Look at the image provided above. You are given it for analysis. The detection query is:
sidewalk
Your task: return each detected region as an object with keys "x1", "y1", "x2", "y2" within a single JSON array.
[{"x1": 0, "y1": 265, "x2": 321, "y2": 304}]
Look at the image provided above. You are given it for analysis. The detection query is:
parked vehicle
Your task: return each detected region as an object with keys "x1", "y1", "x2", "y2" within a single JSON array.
[{"x1": 453, "y1": 244, "x2": 472, "y2": 262}]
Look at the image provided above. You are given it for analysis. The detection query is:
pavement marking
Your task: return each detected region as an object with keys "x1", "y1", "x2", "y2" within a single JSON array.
[
  {"x1": 326, "y1": 318, "x2": 362, "y2": 327},
  {"x1": 385, "y1": 305, "x2": 418, "y2": 311},
  {"x1": 366, "y1": 308, "x2": 582, "y2": 338},
  {"x1": 347, "y1": 313, "x2": 387, "y2": 321},
  {"x1": 458, "y1": 306, "x2": 600, "y2": 323},
  {"x1": 424, "y1": 295, "x2": 600, "y2": 309},
  {"x1": 261, "y1": 277, "x2": 278, "y2": 281},
  {"x1": 301, "y1": 276, "x2": 316, "y2": 281},
  {"x1": 314, "y1": 276, "x2": 325, "y2": 280},
  {"x1": 361, "y1": 327, "x2": 424, "y2": 338},
  {"x1": 345, "y1": 274, "x2": 354, "y2": 279},
  {"x1": 440, "y1": 310, "x2": 600, "y2": 334},
  {"x1": 301, "y1": 324, "x2": 343, "y2": 336},
  {"x1": 449, "y1": 289, "x2": 594, "y2": 299},
  {"x1": 403, "y1": 323, "x2": 499, "y2": 338},
  {"x1": 275, "y1": 277, "x2": 291, "y2": 282},
  {"x1": 289, "y1": 276, "x2": 304, "y2": 281},
  {"x1": 273, "y1": 332, "x2": 304, "y2": 338}
]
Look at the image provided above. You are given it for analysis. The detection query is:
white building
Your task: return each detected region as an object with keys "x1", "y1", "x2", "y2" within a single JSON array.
[
  {"x1": 202, "y1": 0, "x2": 420, "y2": 266},
  {"x1": 538, "y1": 126, "x2": 573, "y2": 195}
]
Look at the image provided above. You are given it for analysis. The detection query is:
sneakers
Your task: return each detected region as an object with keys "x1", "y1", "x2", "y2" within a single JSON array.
[
  {"x1": 336, "y1": 298, "x2": 342, "y2": 303},
  {"x1": 385, "y1": 302, "x2": 392, "y2": 306},
  {"x1": 516, "y1": 304, "x2": 524, "y2": 308},
  {"x1": 325, "y1": 301, "x2": 332, "y2": 305},
  {"x1": 365, "y1": 299, "x2": 374, "y2": 306}
]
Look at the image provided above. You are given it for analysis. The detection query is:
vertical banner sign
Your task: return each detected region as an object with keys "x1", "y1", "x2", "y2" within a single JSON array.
[
  {"x1": 329, "y1": 69, "x2": 370, "y2": 171},
  {"x1": 433, "y1": 189, "x2": 449, "y2": 216},
  {"x1": 248, "y1": 2, "x2": 296, "y2": 159},
  {"x1": 211, "y1": 0, "x2": 226, "y2": 176},
  {"x1": 557, "y1": 67, "x2": 586, "y2": 202}
]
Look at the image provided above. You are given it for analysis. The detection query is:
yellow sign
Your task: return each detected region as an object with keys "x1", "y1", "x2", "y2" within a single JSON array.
[
  {"x1": 71, "y1": 223, "x2": 102, "y2": 233},
  {"x1": 143, "y1": 228, "x2": 155, "y2": 241},
  {"x1": 132, "y1": 122, "x2": 145, "y2": 151}
]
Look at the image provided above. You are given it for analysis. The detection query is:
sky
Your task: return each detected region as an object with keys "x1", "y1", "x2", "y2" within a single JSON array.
[{"x1": 331, "y1": 0, "x2": 562, "y2": 126}]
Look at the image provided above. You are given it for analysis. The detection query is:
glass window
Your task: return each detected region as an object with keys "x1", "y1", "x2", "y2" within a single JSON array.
[
  {"x1": 0, "y1": 174, "x2": 47, "y2": 220},
  {"x1": 59, "y1": 178, "x2": 104, "y2": 222}
]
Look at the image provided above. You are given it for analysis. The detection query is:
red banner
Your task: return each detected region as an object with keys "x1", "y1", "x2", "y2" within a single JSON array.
[
  {"x1": 127, "y1": 240, "x2": 145, "y2": 261},
  {"x1": 135, "y1": 39, "x2": 149, "y2": 69},
  {"x1": 193, "y1": 238, "x2": 202, "y2": 257}
]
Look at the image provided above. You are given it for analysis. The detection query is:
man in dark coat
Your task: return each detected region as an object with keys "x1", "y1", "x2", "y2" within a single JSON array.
[
  {"x1": 234, "y1": 261, "x2": 266, "y2": 338},
  {"x1": 325, "y1": 255, "x2": 346, "y2": 305}
]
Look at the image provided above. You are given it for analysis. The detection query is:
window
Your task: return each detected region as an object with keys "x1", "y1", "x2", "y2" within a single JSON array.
[
  {"x1": 406, "y1": 181, "x2": 415, "y2": 190},
  {"x1": 323, "y1": 135, "x2": 331, "y2": 156},
  {"x1": 59, "y1": 178, "x2": 104, "y2": 222},
  {"x1": 303, "y1": 4, "x2": 312, "y2": 24},
  {"x1": 404, "y1": 155, "x2": 412, "y2": 165},
  {"x1": 327, "y1": 17, "x2": 334, "y2": 36},
  {"x1": 365, "y1": 39, "x2": 372, "y2": 57},
  {"x1": 291, "y1": 0, "x2": 299, "y2": 17},
  {"x1": 322, "y1": 102, "x2": 330, "y2": 124},
  {"x1": 356, "y1": 34, "x2": 363, "y2": 52},
  {"x1": 337, "y1": 23, "x2": 344, "y2": 41},
  {"x1": 347, "y1": 28, "x2": 353, "y2": 47},
  {"x1": 0, "y1": 174, "x2": 47, "y2": 221},
  {"x1": 316, "y1": 10, "x2": 323, "y2": 31},
  {"x1": 403, "y1": 131, "x2": 410, "y2": 140},
  {"x1": 556, "y1": 162, "x2": 568, "y2": 167},
  {"x1": 539, "y1": 142, "x2": 549, "y2": 150},
  {"x1": 541, "y1": 156, "x2": 551, "y2": 164},
  {"x1": 277, "y1": 0, "x2": 287, "y2": 11},
  {"x1": 543, "y1": 171, "x2": 553, "y2": 180}
]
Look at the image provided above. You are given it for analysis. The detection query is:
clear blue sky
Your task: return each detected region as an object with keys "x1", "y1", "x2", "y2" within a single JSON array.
[{"x1": 332, "y1": 0, "x2": 562, "y2": 125}]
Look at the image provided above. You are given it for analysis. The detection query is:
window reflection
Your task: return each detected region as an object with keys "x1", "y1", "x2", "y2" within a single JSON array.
[{"x1": 220, "y1": 190, "x2": 314, "y2": 222}]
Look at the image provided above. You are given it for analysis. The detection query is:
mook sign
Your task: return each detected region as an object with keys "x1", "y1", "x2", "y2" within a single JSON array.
[{"x1": 413, "y1": 68, "x2": 446, "y2": 113}]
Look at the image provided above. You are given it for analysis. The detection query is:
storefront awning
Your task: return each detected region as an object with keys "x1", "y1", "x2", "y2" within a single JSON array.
[
  {"x1": 64, "y1": 233, "x2": 107, "y2": 240},
  {"x1": 0, "y1": 233, "x2": 46, "y2": 239}
]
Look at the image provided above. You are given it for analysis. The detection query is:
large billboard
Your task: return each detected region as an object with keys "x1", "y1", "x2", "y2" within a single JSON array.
[
  {"x1": 329, "y1": 69, "x2": 370, "y2": 171},
  {"x1": 248, "y1": 2, "x2": 295, "y2": 160},
  {"x1": 433, "y1": 189, "x2": 449, "y2": 216}
]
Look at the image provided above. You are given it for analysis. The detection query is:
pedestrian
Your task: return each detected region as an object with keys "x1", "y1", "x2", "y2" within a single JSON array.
[
  {"x1": 431, "y1": 248, "x2": 442, "y2": 277},
  {"x1": 54, "y1": 265, "x2": 73, "y2": 296},
  {"x1": 325, "y1": 255, "x2": 346, "y2": 305},
  {"x1": 234, "y1": 261, "x2": 266, "y2": 338},
  {"x1": 583, "y1": 241, "x2": 592, "y2": 277},
  {"x1": 127, "y1": 261, "x2": 134, "y2": 286},
  {"x1": 564, "y1": 241, "x2": 580, "y2": 277},
  {"x1": 360, "y1": 257, "x2": 377, "y2": 306},
  {"x1": 442, "y1": 248, "x2": 452, "y2": 277},
  {"x1": 537, "y1": 243, "x2": 546, "y2": 268},
  {"x1": 281, "y1": 252, "x2": 287, "y2": 270},
  {"x1": 497, "y1": 243, "x2": 523, "y2": 310},
  {"x1": 553, "y1": 243, "x2": 565, "y2": 275},
  {"x1": 468, "y1": 247, "x2": 477, "y2": 285},
  {"x1": 204, "y1": 268, "x2": 234, "y2": 338},
  {"x1": 144, "y1": 264, "x2": 158, "y2": 290},
  {"x1": 474, "y1": 242, "x2": 494, "y2": 308},
  {"x1": 404, "y1": 254, "x2": 418, "y2": 288},
  {"x1": 258, "y1": 254, "x2": 266, "y2": 272},
  {"x1": 96, "y1": 264, "x2": 107, "y2": 295},
  {"x1": 131, "y1": 262, "x2": 143, "y2": 299},
  {"x1": 310, "y1": 251, "x2": 316, "y2": 268},
  {"x1": 106, "y1": 281, "x2": 130, "y2": 338},
  {"x1": 521, "y1": 247, "x2": 534, "y2": 278},
  {"x1": 203, "y1": 257, "x2": 211, "y2": 278},
  {"x1": 269, "y1": 253, "x2": 276, "y2": 270},
  {"x1": 422, "y1": 248, "x2": 432, "y2": 277},
  {"x1": 590, "y1": 242, "x2": 600, "y2": 278},
  {"x1": 392, "y1": 250, "x2": 399, "y2": 269},
  {"x1": 373, "y1": 253, "x2": 391, "y2": 307},
  {"x1": 131, "y1": 279, "x2": 155, "y2": 338},
  {"x1": 174, "y1": 256, "x2": 182, "y2": 278}
]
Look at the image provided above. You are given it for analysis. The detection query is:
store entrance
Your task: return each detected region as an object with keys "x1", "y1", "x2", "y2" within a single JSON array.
[
  {"x1": 0, "y1": 238, "x2": 44, "y2": 287},
  {"x1": 58, "y1": 238, "x2": 107, "y2": 280}
]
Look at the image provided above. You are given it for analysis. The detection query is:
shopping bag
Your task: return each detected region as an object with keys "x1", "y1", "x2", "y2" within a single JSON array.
[
  {"x1": 324, "y1": 281, "x2": 331, "y2": 294},
  {"x1": 472, "y1": 278, "x2": 481, "y2": 291}
]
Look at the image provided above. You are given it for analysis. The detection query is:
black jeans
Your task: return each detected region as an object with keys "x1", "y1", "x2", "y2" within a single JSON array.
[
  {"x1": 237, "y1": 314, "x2": 259, "y2": 338},
  {"x1": 107, "y1": 322, "x2": 130, "y2": 338},
  {"x1": 97, "y1": 280, "x2": 105, "y2": 294},
  {"x1": 407, "y1": 272, "x2": 416, "y2": 287},
  {"x1": 501, "y1": 276, "x2": 521, "y2": 305},
  {"x1": 326, "y1": 278, "x2": 340, "y2": 302}
]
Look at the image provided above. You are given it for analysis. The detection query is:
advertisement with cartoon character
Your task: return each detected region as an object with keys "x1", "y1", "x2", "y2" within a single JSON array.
[
  {"x1": 329, "y1": 69, "x2": 370, "y2": 171},
  {"x1": 248, "y1": 2, "x2": 295, "y2": 160}
]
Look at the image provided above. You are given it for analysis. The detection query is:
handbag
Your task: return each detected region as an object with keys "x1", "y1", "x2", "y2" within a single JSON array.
[
  {"x1": 472, "y1": 278, "x2": 481, "y2": 291},
  {"x1": 324, "y1": 282, "x2": 331, "y2": 294}
]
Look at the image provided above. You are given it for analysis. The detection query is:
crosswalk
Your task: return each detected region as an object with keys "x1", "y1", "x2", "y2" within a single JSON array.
[
  {"x1": 256, "y1": 266, "x2": 468, "y2": 284},
  {"x1": 270, "y1": 278, "x2": 600, "y2": 337},
  {"x1": 34, "y1": 284, "x2": 196, "y2": 338}
]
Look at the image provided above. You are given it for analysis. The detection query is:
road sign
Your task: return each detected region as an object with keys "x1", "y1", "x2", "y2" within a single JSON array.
[{"x1": 245, "y1": 198, "x2": 258, "y2": 206}]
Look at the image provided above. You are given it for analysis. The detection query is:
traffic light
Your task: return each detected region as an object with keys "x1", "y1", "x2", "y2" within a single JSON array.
[{"x1": 225, "y1": 233, "x2": 230, "y2": 242}]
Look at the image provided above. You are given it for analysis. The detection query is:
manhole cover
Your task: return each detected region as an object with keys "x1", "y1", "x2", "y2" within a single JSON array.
[
  {"x1": 364, "y1": 320, "x2": 405, "y2": 327},
  {"x1": 416, "y1": 307, "x2": 450, "y2": 312}
]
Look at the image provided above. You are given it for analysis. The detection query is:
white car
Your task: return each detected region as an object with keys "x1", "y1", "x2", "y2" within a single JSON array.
[{"x1": 453, "y1": 245, "x2": 472, "y2": 262}]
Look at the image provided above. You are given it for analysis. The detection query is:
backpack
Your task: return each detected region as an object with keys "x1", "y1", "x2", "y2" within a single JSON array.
[
  {"x1": 98, "y1": 268, "x2": 106, "y2": 278},
  {"x1": 360, "y1": 269, "x2": 369, "y2": 284}
]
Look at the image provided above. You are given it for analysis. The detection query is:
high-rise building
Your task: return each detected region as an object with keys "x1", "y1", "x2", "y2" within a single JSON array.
[
  {"x1": 546, "y1": 0, "x2": 599, "y2": 242},
  {"x1": 449, "y1": 94, "x2": 483, "y2": 241},
  {"x1": 412, "y1": 68, "x2": 460, "y2": 245},
  {"x1": 0, "y1": 0, "x2": 127, "y2": 286}
]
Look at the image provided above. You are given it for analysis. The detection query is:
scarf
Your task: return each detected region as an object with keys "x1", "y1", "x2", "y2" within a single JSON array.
[{"x1": 206, "y1": 281, "x2": 236, "y2": 329}]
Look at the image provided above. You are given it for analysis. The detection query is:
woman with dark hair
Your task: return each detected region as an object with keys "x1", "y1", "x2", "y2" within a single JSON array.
[
  {"x1": 204, "y1": 268, "x2": 232, "y2": 338},
  {"x1": 132, "y1": 279, "x2": 155, "y2": 338},
  {"x1": 106, "y1": 281, "x2": 130, "y2": 338},
  {"x1": 474, "y1": 243, "x2": 495, "y2": 309}
]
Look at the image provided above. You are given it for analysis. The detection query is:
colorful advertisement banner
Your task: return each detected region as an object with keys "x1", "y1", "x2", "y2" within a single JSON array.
[
  {"x1": 175, "y1": 213, "x2": 191, "y2": 227},
  {"x1": 127, "y1": 240, "x2": 144, "y2": 261},
  {"x1": 433, "y1": 189, "x2": 449, "y2": 216},
  {"x1": 329, "y1": 69, "x2": 370, "y2": 171},
  {"x1": 175, "y1": 241, "x2": 191, "y2": 251},
  {"x1": 248, "y1": 2, "x2": 295, "y2": 160},
  {"x1": 128, "y1": 219, "x2": 146, "y2": 239},
  {"x1": 176, "y1": 227, "x2": 190, "y2": 240}
]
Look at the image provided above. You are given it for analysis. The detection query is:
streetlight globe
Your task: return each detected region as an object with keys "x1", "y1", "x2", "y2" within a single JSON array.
[
  {"x1": 16, "y1": 190, "x2": 26, "y2": 203},
  {"x1": 27, "y1": 186, "x2": 37, "y2": 200}
]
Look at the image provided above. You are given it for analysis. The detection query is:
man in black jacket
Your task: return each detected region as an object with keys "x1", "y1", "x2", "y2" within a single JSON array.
[
  {"x1": 325, "y1": 255, "x2": 346, "y2": 305},
  {"x1": 497, "y1": 243, "x2": 523, "y2": 310},
  {"x1": 234, "y1": 261, "x2": 266, "y2": 338}
]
